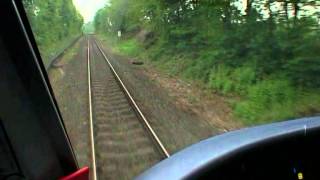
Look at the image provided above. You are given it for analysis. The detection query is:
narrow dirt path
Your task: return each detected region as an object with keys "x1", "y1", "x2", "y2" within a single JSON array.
[{"x1": 48, "y1": 37, "x2": 90, "y2": 168}]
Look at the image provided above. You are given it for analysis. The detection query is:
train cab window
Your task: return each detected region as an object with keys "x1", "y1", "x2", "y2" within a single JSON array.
[{"x1": 9, "y1": 0, "x2": 320, "y2": 179}]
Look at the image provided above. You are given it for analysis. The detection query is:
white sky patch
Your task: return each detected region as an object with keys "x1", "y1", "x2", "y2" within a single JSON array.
[{"x1": 72, "y1": 0, "x2": 109, "y2": 23}]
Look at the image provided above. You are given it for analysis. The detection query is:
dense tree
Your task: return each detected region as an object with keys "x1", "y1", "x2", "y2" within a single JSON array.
[
  {"x1": 94, "y1": 0, "x2": 320, "y2": 124},
  {"x1": 23, "y1": 0, "x2": 83, "y2": 65},
  {"x1": 94, "y1": 0, "x2": 320, "y2": 84}
]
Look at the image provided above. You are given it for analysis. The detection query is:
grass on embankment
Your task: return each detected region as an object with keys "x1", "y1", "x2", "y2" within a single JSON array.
[
  {"x1": 99, "y1": 35, "x2": 320, "y2": 126},
  {"x1": 38, "y1": 35, "x2": 81, "y2": 68}
]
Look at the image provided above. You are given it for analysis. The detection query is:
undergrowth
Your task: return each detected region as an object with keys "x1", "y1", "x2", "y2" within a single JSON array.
[{"x1": 104, "y1": 36, "x2": 320, "y2": 126}]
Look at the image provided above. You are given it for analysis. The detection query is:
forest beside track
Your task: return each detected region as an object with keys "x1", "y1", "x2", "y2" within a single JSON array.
[{"x1": 94, "y1": 0, "x2": 320, "y2": 126}]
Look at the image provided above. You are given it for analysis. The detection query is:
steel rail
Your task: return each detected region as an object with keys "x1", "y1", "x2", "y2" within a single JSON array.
[
  {"x1": 87, "y1": 38, "x2": 98, "y2": 180},
  {"x1": 93, "y1": 39, "x2": 170, "y2": 158}
]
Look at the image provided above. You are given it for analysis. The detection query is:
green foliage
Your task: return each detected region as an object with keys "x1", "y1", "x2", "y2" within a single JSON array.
[
  {"x1": 94, "y1": 0, "x2": 320, "y2": 125},
  {"x1": 83, "y1": 22, "x2": 95, "y2": 34},
  {"x1": 115, "y1": 39, "x2": 141, "y2": 57},
  {"x1": 233, "y1": 66, "x2": 256, "y2": 93},
  {"x1": 235, "y1": 79, "x2": 296, "y2": 124},
  {"x1": 23, "y1": 0, "x2": 83, "y2": 66},
  {"x1": 208, "y1": 65, "x2": 256, "y2": 95},
  {"x1": 208, "y1": 65, "x2": 233, "y2": 94},
  {"x1": 182, "y1": 54, "x2": 216, "y2": 82}
]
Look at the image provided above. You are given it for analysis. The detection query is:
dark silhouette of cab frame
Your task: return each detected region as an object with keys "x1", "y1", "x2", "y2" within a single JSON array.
[{"x1": 0, "y1": 1, "x2": 319, "y2": 180}]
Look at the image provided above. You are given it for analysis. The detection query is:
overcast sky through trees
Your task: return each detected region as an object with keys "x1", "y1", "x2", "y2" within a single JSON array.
[{"x1": 73, "y1": 0, "x2": 109, "y2": 22}]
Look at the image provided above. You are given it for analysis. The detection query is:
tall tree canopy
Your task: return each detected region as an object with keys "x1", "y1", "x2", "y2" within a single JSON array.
[
  {"x1": 95, "y1": 0, "x2": 320, "y2": 87},
  {"x1": 23, "y1": 0, "x2": 83, "y2": 64},
  {"x1": 94, "y1": 0, "x2": 320, "y2": 124}
]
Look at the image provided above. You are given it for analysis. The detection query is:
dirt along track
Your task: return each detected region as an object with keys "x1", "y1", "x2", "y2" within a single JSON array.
[
  {"x1": 97, "y1": 37, "x2": 221, "y2": 154},
  {"x1": 48, "y1": 34, "x2": 223, "y2": 180},
  {"x1": 88, "y1": 36, "x2": 164, "y2": 179},
  {"x1": 48, "y1": 37, "x2": 91, "y2": 169}
]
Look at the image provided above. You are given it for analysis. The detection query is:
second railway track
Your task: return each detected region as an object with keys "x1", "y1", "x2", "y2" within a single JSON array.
[{"x1": 87, "y1": 36, "x2": 169, "y2": 180}]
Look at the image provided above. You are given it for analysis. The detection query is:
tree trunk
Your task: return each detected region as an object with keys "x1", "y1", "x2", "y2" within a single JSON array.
[
  {"x1": 293, "y1": 0, "x2": 300, "y2": 25},
  {"x1": 283, "y1": 1, "x2": 289, "y2": 22},
  {"x1": 222, "y1": 0, "x2": 232, "y2": 30},
  {"x1": 266, "y1": 0, "x2": 274, "y2": 34},
  {"x1": 245, "y1": 0, "x2": 253, "y2": 16}
]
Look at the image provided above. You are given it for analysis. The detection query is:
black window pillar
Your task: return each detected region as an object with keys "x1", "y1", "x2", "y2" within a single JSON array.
[{"x1": 0, "y1": 1, "x2": 78, "y2": 179}]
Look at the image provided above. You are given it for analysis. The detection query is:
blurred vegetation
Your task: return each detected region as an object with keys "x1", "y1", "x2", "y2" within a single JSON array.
[
  {"x1": 83, "y1": 22, "x2": 95, "y2": 34},
  {"x1": 95, "y1": 0, "x2": 320, "y2": 125},
  {"x1": 23, "y1": 0, "x2": 83, "y2": 67}
]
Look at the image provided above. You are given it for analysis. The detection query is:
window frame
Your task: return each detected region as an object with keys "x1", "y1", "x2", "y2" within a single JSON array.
[{"x1": 0, "y1": 0, "x2": 78, "y2": 179}]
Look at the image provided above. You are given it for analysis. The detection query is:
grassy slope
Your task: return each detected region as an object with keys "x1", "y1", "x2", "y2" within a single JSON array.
[
  {"x1": 99, "y1": 35, "x2": 320, "y2": 126},
  {"x1": 38, "y1": 34, "x2": 81, "y2": 68}
]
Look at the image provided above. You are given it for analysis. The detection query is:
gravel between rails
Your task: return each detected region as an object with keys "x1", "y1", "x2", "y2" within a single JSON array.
[
  {"x1": 89, "y1": 37, "x2": 162, "y2": 180},
  {"x1": 96, "y1": 37, "x2": 220, "y2": 154}
]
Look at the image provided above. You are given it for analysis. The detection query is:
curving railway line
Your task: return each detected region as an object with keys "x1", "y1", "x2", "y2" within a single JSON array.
[{"x1": 86, "y1": 36, "x2": 169, "y2": 180}]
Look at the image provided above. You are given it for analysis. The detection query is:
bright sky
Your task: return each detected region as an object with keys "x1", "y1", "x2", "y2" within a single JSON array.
[{"x1": 72, "y1": 0, "x2": 109, "y2": 23}]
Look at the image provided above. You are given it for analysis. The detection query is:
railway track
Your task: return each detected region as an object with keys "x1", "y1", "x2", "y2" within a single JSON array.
[{"x1": 87, "y1": 36, "x2": 169, "y2": 180}]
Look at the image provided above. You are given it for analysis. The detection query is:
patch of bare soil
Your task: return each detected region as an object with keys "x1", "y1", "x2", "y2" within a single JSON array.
[
  {"x1": 97, "y1": 37, "x2": 243, "y2": 154},
  {"x1": 47, "y1": 37, "x2": 90, "y2": 168},
  {"x1": 144, "y1": 68, "x2": 243, "y2": 131}
]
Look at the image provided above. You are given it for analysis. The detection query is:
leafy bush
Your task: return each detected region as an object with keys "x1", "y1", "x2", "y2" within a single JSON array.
[
  {"x1": 232, "y1": 66, "x2": 256, "y2": 94},
  {"x1": 116, "y1": 39, "x2": 141, "y2": 57},
  {"x1": 208, "y1": 65, "x2": 256, "y2": 95},
  {"x1": 182, "y1": 56, "x2": 215, "y2": 82},
  {"x1": 208, "y1": 64, "x2": 231, "y2": 94},
  {"x1": 235, "y1": 79, "x2": 296, "y2": 125},
  {"x1": 95, "y1": 0, "x2": 320, "y2": 126}
]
